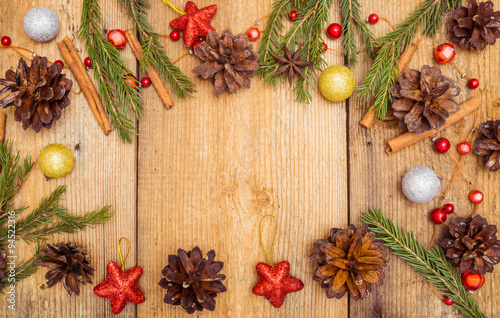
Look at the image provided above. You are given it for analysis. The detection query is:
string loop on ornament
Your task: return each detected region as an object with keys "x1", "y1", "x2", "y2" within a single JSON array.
[
  {"x1": 259, "y1": 215, "x2": 278, "y2": 266},
  {"x1": 118, "y1": 237, "x2": 131, "y2": 270},
  {"x1": 162, "y1": 0, "x2": 186, "y2": 15}
]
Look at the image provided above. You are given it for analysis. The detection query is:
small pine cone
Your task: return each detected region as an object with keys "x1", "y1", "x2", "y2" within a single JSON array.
[
  {"x1": 0, "y1": 57, "x2": 72, "y2": 132},
  {"x1": 34, "y1": 243, "x2": 94, "y2": 296},
  {"x1": 158, "y1": 246, "x2": 227, "y2": 314},
  {"x1": 474, "y1": 120, "x2": 500, "y2": 172},
  {"x1": 0, "y1": 248, "x2": 6, "y2": 292}
]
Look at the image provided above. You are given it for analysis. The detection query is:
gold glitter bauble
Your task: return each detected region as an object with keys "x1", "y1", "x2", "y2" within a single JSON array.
[
  {"x1": 38, "y1": 144, "x2": 74, "y2": 178},
  {"x1": 318, "y1": 65, "x2": 355, "y2": 102}
]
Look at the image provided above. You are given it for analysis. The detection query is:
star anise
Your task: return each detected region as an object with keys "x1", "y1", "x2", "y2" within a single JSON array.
[{"x1": 271, "y1": 46, "x2": 312, "y2": 86}]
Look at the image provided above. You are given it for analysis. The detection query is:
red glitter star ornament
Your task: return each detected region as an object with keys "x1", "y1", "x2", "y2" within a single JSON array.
[
  {"x1": 170, "y1": 1, "x2": 217, "y2": 47},
  {"x1": 94, "y1": 262, "x2": 145, "y2": 314},
  {"x1": 252, "y1": 261, "x2": 304, "y2": 308}
]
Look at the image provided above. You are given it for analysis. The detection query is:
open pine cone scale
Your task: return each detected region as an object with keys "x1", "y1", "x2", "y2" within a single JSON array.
[{"x1": 475, "y1": 120, "x2": 500, "y2": 171}]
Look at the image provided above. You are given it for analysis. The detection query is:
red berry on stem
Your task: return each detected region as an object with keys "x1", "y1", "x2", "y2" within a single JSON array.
[
  {"x1": 191, "y1": 40, "x2": 202, "y2": 51},
  {"x1": 458, "y1": 141, "x2": 471, "y2": 155},
  {"x1": 1, "y1": 36, "x2": 11, "y2": 46},
  {"x1": 461, "y1": 270, "x2": 485, "y2": 291},
  {"x1": 469, "y1": 190, "x2": 484, "y2": 204},
  {"x1": 434, "y1": 138, "x2": 450, "y2": 153},
  {"x1": 430, "y1": 208, "x2": 447, "y2": 224},
  {"x1": 53, "y1": 60, "x2": 64, "y2": 67},
  {"x1": 443, "y1": 296, "x2": 454, "y2": 306},
  {"x1": 468, "y1": 78, "x2": 479, "y2": 89},
  {"x1": 326, "y1": 23, "x2": 343, "y2": 39},
  {"x1": 322, "y1": 42, "x2": 328, "y2": 52},
  {"x1": 246, "y1": 28, "x2": 260, "y2": 41},
  {"x1": 443, "y1": 204, "x2": 454, "y2": 214},
  {"x1": 84, "y1": 57, "x2": 92, "y2": 68},
  {"x1": 170, "y1": 30, "x2": 180, "y2": 41},
  {"x1": 124, "y1": 73, "x2": 138, "y2": 90},
  {"x1": 368, "y1": 14, "x2": 379, "y2": 24},
  {"x1": 140, "y1": 77, "x2": 151, "y2": 88},
  {"x1": 289, "y1": 10, "x2": 298, "y2": 21},
  {"x1": 435, "y1": 43, "x2": 456, "y2": 64},
  {"x1": 107, "y1": 29, "x2": 127, "y2": 49}
]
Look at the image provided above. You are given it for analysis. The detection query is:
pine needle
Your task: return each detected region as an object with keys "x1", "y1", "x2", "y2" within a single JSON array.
[{"x1": 361, "y1": 208, "x2": 485, "y2": 318}]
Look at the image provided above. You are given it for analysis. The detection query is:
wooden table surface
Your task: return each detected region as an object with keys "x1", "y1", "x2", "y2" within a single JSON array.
[{"x1": 2, "y1": 0, "x2": 499, "y2": 317}]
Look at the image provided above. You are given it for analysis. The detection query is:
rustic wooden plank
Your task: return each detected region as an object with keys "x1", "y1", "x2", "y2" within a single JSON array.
[
  {"x1": 0, "y1": 2, "x2": 137, "y2": 318},
  {"x1": 136, "y1": 1, "x2": 348, "y2": 317},
  {"x1": 349, "y1": 0, "x2": 500, "y2": 317}
]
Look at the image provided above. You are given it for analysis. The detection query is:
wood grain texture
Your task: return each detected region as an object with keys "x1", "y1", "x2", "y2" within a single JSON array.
[{"x1": 0, "y1": 0, "x2": 499, "y2": 317}]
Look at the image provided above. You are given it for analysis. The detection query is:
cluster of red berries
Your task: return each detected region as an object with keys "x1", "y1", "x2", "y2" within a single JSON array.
[{"x1": 434, "y1": 43, "x2": 479, "y2": 89}]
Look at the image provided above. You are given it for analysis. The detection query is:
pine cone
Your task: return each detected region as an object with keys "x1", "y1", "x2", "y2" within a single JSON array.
[
  {"x1": 310, "y1": 225, "x2": 388, "y2": 300},
  {"x1": 474, "y1": 120, "x2": 500, "y2": 172},
  {"x1": 450, "y1": 0, "x2": 500, "y2": 51},
  {"x1": 441, "y1": 215, "x2": 500, "y2": 275},
  {"x1": 192, "y1": 29, "x2": 259, "y2": 97},
  {"x1": 391, "y1": 65, "x2": 461, "y2": 134},
  {"x1": 0, "y1": 57, "x2": 72, "y2": 132},
  {"x1": 34, "y1": 243, "x2": 94, "y2": 296},
  {"x1": 158, "y1": 246, "x2": 227, "y2": 314},
  {"x1": 0, "y1": 248, "x2": 6, "y2": 292}
]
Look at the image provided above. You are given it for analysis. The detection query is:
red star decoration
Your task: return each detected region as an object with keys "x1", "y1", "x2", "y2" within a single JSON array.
[
  {"x1": 93, "y1": 262, "x2": 145, "y2": 314},
  {"x1": 170, "y1": 1, "x2": 217, "y2": 47},
  {"x1": 252, "y1": 261, "x2": 304, "y2": 308}
]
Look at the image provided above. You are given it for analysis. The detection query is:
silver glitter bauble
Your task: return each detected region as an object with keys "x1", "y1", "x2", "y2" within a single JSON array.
[
  {"x1": 402, "y1": 166, "x2": 441, "y2": 203},
  {"x1": 23, "y1": 7, "x2": 60, "y2": 42}
]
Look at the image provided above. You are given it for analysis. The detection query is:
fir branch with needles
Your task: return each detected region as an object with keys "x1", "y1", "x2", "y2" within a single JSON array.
[
  {"x1": 0, "y1": 141, "x2": 114, "y2": 292},
  {"x1": 356, "y1": 0, "x2": 462, "y2": 119},
  {"x1": 339, "y1": 0, "x2": 376, "y2": 67},
  {"x1": 361, "y1": 208, "x2": 486, "y2": 318},
  {"x1": 259, "y1": 0, "x2": 334, "y2": 103},
  {"x1": 79, "y1": 0, "x2": 143, "y2": 143},
  {"x1": 117, "y1": 0, "x2": 195, "y2": 99}
]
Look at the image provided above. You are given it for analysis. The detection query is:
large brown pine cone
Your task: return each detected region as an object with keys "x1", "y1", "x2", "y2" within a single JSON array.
[
  {"x1": 310, "y1": 225, "x2": 388, "y2": 300},
  {"x1": 441, "y1": 215, "x2": 500, "y2": 275},
  {"x1": 0, "y1": 57, "x2": 72, "y2": 132},
  {"x1": 450, "y1": 0, "x2": 500, "y2": 51},
  {"x1": 390, "y1": 65, "x2": 461, "y2": 134},
  {"x1": 474, "y1": 120, "x2": 500, "y2": 172},
  {"x1": 158, "y1": 246, "x2": 226, "y2": 314},
  {"x1": 192, "y1": 29, "x2": 259, "y2": 97},
  {"x1": 34, "y1": 243, "x2": 94, "y2": 296}
]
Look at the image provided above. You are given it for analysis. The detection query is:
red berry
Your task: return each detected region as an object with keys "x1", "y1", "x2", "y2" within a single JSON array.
[
  {"x1": 368, "y1": 14, "x2": 379, "y2": 24},
  {"x1": 107, "y1": 29, "x2": 127, "y2": 49},
  {"x1": 461, "y1": 270, "x2": 485, "y2": 291},
  {"x1": 434, "y1": 138, "x2": 450, "y2": 153},
  {"x1": 326, "y1": 23, "x2": 343, "y2": 39},
  {"x1": 191, "y1": 40, "x2": 202, "y2": 50},
  {"x1": 468, "y1": 78, "x2": 479, "y2": 89},
  {"x1": 170, "y1": 30, "x2": 180, "y2": 41},
  {"x1": 430, "y1": 208, "x2": 447, "y2": 224},
  {"x1": 84, "y1": 57, "x2": 92, "y2": 68},
  {"x1": 322, "y1": 42, "x2": 328, "y2": 52},
  {"x1": 458, "y1": 141, "x2": 471, "y2": 155},
  {"x1": 289, "y1": 10, "x2": 298, "y2": 21},
  {"x1": 469, "y1": 190, "x2": 484, "y2": 204},
  {"x1": 140, "y1": 77, "x2": 151, "y2": 88},
  {"x1": 246, "y1": 28, "x2": 260, "y2": 41},
  {"x1": 443, "y1": 296, "x2": 454, "y2": 306},
  {"x1": 53, "y1": 60, "x2": 64, "y2": 67},
  {"x1": 435, "y1": 43, "x2": 456, "y2": 64},
  {"x1": 443, "y1": 203, "x2": 454, "y2": 214},
  {"x1": 124, "y1": 73, "x2": 138, "y2": 90},
  {"x1": 1, "y1": 36, "x2": 11, "y2": 46}
]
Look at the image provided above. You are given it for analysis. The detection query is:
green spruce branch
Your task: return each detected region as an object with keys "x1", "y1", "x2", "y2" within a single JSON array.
[
  {"x1": 79, "y1": 0, "x2": 143, "y2": 143},
  {"x1": 339, "y1": 0, "x2": 375, "y2": 67},
  {"x1": 0, "y1": 141, "x2": 114, "y2": 290},
  {"x1": 118, "y1": 0, "x2": 195, "y2": 99},
  {"x1": 361, "y1": 208, "x2": 485, "y2": 318},
  {"x1": 259, "y1": 0, "x2": 334, "y2": 103},
  {"x1": 356, "y1": 0, "x2": 462, "y2": 119}
]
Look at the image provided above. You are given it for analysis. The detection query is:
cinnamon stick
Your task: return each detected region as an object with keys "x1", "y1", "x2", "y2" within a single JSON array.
[
  {"x1": 0, "y1": 112, "x2": 6, "y2": 142},
  {"x1": 386, "y1": 95, "x2": 481, "y2": 155},
  {"x1": 125, "y1": 29, "x2": 174, "y2": 109},
  {"x1": 360, "y1": 37, "x2": 421, "y2": 129},
  {"x1": 62, "y1": 36, "x2": 112, "y2": 134}
]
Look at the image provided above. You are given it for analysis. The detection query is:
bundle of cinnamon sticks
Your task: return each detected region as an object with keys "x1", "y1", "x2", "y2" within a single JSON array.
[{"x1": 57, "y1": 36, "x2": 112, "y2": 135}]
